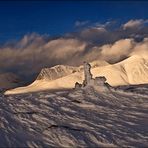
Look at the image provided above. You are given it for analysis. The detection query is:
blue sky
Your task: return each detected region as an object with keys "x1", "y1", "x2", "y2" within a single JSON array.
[{"x1": 0, "y1": 1, "x2": 148, "y2": 43}]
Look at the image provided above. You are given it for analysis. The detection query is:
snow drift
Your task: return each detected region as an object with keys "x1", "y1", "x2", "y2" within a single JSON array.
[{"x1": 5, "y1": 55, "x2": 148, "y2": 95}]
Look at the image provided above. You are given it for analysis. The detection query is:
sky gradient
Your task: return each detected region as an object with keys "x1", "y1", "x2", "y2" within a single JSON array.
[{"x1": 0, "y1": 1, "x2": 148, "y2": 43}]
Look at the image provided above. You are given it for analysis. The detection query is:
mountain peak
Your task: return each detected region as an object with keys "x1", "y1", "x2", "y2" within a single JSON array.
[{"x1": 37, "y1": 65, "x2": 79, "y2": 81}]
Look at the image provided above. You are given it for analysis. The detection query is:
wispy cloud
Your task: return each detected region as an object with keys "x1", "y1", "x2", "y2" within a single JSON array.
[
  {"x1": 94, "y1": 21, "x2": 113, "y2": 28},
  {"x1": 74, "y1": 20, "x2": 89, "y2": 27}
]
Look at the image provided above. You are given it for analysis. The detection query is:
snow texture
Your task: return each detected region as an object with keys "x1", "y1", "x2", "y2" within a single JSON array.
[{"x1": 1, "y1": 84, "x2": 148, "y2": 147}]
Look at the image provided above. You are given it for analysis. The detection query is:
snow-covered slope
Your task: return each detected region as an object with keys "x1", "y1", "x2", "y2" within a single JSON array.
[
  {"x1": 1, "y1": 85, "x2": 148, "y2": 147},
  {"x1": 5, "y1": 55, "x2": 148, "y2": 94},
  {"x1": 37, "y1": 65, "x2": 79, "y2": 81},
  {"x1": 92, "y1": 55, "x2": 148, "y2": 86},
  {"x1": 37, "y1": 60, "x2": 109, "y2": 81},
  {"x1": 0, "y1": 72, "x2": 21, "y2": 89}
]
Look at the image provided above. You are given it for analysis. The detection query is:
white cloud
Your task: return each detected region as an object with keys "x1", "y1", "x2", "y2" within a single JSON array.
[
  {"x1": 94, "y1": 21, "x2": 112, "y2": 28},
  {"x1": 100, "y1": 39, "x2": 135, "y2": 62},
  {"x1": 130, "y1": 38, "x2": 148, "y2": 56},
  {"x1": 123, "y1": 19, "x2": 147, "y2": 30},
  {"x1": 0, "y1": 34, "x2": 148, "y2": 77},
  {"x1": 0, "y1": 35, "x2": 87, "y2": 76}
]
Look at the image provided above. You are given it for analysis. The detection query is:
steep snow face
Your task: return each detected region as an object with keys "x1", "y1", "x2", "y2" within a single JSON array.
[
  {"x1": 0, "y1": 73, "x2": 21, "y2": 89},
  {"x1": 5, "y1": 55, "x2": 148, "y2": 94},
  {"x1": 37, "y1": 65, "x2": 79, "y2": 81}
]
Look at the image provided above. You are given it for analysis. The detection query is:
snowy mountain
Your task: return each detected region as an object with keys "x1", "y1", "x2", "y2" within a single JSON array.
[
  {"x1": 37, "y1": 65, "x2": 79, "y2": 81},
  {"x1": 0, "y1": 72, "x2": 21, "y2": 89},
  {"x1": 5, "y1": 55, "x2": 148, "y2": 94},
  {"x1": 37, "y1": 60, "x2": 109, "y2": 81},
  {"x1": 92, "y1": 54, "x2": 148, "y2": 86}
]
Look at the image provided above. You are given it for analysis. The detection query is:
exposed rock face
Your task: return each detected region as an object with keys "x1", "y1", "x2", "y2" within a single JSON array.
[
  {"x1": 89, "y1": 76, "x2": 111, "y2": 92},
  {"x1": 37, "y1": 65, "x2": 79, "y2": 81},
  {"x1": 83, "y1": 62, "x2": 93, "y2": 87},
  {"x1": 75, "y1": 82, "x2": 82, "y2": 90},
  {"x1": 75, "y1": 62, "x2": 111, "y2": 92}
]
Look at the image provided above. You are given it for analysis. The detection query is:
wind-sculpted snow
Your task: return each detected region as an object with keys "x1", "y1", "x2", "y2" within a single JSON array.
[{"x1": 1, "y1": 86, "x2": 148, "y2": 147}]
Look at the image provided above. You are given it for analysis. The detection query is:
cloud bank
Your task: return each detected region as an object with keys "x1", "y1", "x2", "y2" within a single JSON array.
[{"x1": 0, "y1": 19, "x2": 148, "y2": 81}]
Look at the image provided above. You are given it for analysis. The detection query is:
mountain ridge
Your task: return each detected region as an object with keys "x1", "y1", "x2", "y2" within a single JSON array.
[{"x1": 5, "y1": 55, "x2": 148, "y2": 95}]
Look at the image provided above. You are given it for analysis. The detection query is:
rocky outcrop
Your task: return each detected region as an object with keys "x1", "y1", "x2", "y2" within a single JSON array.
[
  {"x1": 83, "y1": 62, "x2": 93, "y2": 87},
  {"x1": 75, "y1": 62, "x2": 111, "y2": 92}
]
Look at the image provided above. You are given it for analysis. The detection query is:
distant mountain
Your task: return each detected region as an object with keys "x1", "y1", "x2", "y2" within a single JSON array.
[
  {"x1": 36, "y1": 65, "x2": 79, "y2": 81},
  {"x1": 0, "y1": 72, "x2": 22, "y2": 89},
  {"x1": 5, "y1": 55, "x2": 148, "y2": 94},
  {"x1": 36, "y1": 60, "x2": 109, "y2": 81}
]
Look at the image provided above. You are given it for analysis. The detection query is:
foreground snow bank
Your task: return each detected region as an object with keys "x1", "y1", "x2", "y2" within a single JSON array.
[{"x1": 1, "y1": 83, "x2": 148, "y2": 147}]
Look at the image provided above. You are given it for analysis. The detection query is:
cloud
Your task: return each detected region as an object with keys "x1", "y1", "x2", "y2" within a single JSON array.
[
  {"x1": 130, "y1": 38, "x2": 148, "y2": 56},
  {"x1": 0, "y1": 19, "x2": 148, "y2": 82},
  {"x1": 0, "y1": 34, "x2": 87, "y2": 79},
  {"x1": 0, "y1": 34, "x2": 148, "y2": 80},
  {"x1": 100, "y1": 39, "x2": 135, "y2": 62},
  {"x1": 94, "y1": 21, "x2": 113, "y2": 28},
  {"x1": 77, "y1": 37, "x2": 148, "y2": 64},
  {"x1": 71, "y1": 27, "x2": 108, "y2": 45},
  {"x1": 70, "y1": 19, "x2": 148, "y2": 46},
  {"x1": 123, "y1": 19, "x2": 148, "y2": 30}
]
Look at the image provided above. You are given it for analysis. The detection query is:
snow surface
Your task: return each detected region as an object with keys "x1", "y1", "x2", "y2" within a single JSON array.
[
  {"x1": 37, "y1": 65, "x2": 79, "y2": 81},
  {"x1": 5, "y1": 55, "x2": 148, "y2": 95},
  {"x1": 1, "y1": 85, "x2": 148, "y2": 147}
]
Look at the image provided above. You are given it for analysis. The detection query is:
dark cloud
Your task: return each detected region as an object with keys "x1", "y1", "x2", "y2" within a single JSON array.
[{"x1": 70, "y1": 19, "x2": 148, "y2": 45}]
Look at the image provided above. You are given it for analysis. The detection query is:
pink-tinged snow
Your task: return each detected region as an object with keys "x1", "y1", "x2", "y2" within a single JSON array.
[{"x1": 1, "y1": 85, "x2": 148, "y2": 147}]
